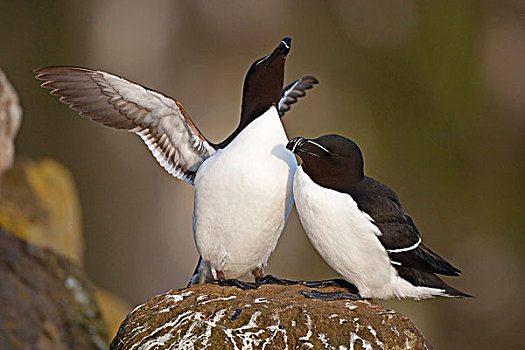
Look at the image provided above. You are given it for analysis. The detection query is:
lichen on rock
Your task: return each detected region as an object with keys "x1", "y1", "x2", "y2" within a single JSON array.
[
  {"x1": 0, "y1": 158, "x2": 84, "y2": 265},
  {"x1": 111, "y1": 283, "x2": 432, "y2": 349}
]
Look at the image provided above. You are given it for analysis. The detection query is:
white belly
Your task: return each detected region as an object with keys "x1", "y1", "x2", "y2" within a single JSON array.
[
  {"x1": 293, "y1": 166, "x2": 444, "y2": 299},
  {"x1": 193, "y1": 107, "x2": 297, "y2": 279}
]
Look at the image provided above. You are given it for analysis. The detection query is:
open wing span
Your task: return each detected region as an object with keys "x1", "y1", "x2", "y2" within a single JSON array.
[{"x1": 35, "y1": 66, "x2": 216, "y2": 185}]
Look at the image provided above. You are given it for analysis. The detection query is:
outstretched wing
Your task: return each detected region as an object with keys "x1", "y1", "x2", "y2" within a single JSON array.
[
  {"x1": 278, "y1": 76, "x2": 318, "y2": 117},
  {"x1": 349, "y1": 177, "x2": 461, "y2": 276},
  {"x1": 34, "y1": 66, "x2": 216, "y2": 185}
]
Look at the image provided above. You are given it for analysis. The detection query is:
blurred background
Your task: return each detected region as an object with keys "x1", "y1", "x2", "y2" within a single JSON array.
[{"x1": 1, "y1": 0, "x2": 524, "y2": 348}]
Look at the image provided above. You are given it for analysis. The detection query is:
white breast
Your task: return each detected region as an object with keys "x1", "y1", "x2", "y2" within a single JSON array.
[
  {"x1": 293, "y1": 167, "x2": 445, "y2": 299},
  {"x1": 193, "y1": 107, "x2": 297, "y2": 279}
]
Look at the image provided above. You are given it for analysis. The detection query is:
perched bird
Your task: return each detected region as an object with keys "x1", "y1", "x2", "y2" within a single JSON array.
[
  {"x1": 287, "y1": 135, "x2": 471, "y2": 299},
  {"x1": 34, "y1": 37, "x2": 318, "y2": 287}
]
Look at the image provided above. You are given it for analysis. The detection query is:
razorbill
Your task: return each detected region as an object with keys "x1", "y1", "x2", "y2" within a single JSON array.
[
  {"x1": 34, "y1": 37, "x2": 318, "y2": 287},
  {"x1": 286, "y1": 135, "x2": 471, "y2": 299}
]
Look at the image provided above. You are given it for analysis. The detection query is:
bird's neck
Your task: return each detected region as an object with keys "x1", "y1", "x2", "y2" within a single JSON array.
[{"x1": 215, "y1": 105, "x2": 275, "y2": 149}]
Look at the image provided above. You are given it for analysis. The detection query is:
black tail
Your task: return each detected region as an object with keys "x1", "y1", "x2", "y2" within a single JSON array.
[
  {"x1": 420, "y1": 242, "x2": 462, "y2": 275},
  {"x1": 396, "y1": 265, "x2": 473, "y2": 298}
]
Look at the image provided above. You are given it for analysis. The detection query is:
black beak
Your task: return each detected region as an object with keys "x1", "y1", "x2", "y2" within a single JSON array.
[
  {"x1": 278, "y1": 37, "x2": 291, "y2": 56},
  {"x1": 286, "y1": 137, "x2": 321, "y2": 157},
  {"x1": 256, "y1": 37, "x2": 292, "y2": 66}
]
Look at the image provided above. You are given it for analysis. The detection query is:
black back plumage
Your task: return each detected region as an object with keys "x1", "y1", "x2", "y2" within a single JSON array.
[{"x1": 347, "y1": 177, "x2": 461, "y2": 277}]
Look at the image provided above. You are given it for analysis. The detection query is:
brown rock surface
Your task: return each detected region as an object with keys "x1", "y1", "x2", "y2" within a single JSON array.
[
  {"x1": 0, "y1": 227, "x2": 108, "y2": 349},
  {"x1": 111, "y1": 283, "x2": 432, "y2": 350}
]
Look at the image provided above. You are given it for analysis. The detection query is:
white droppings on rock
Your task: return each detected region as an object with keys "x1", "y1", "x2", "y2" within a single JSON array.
[
  {"x1": 299, "y1": 311, "x2": 313, "y2": 343},
  {"x1": 200, "y1": 295, "x2": 237, "y2": 305},
  {"x1": 141, "y1": 332, "x2": 173, "y2": 350},
  {"x1": 131, "y1": 308, "x2": 230, "y2": 350},
  {"x1": 367, "y1": 325, "x2": 377, "y2": 337},
  {"x1": 224, "y1": 327, "x2": 265, "y2": 350},
  {"x1": 265, "y1": 314, "x2": 289, "y2": 350},
  {"x1": 244, "y1": 311, "x2": 262, "y2": 329},
  {"x1": 129, "y1": 325, "x2": 146, "y2": 334},
  {"x1": 367, "y1": 325, "x2": 385, "y2": 350},
  {"x1": 196, "y1": 294, "x2": 209, "y2": 302},
  {"x1": 391, "y1": 326, "x2": 400, "y2": 336},
  {"x1": 129, "y1": 310, "x2": 195, "y2": 350},
  {"x1": 356, "y1": 300, "x2": 373, "y2": 307},
  {"x1": 379, "y1": 309, "x2": 396, "y2": 314},
  {"x1": 253, "y1": 298, "x2": 269, "y2": 304},
  {"x1": 129, "y1": 303, "x2": 144, "y2": 316},
  {"x1": 318, "y1": 333, "x2": 336, "y2": 350},
  {"x1": 345, "y1": 302, "x2": 357, "y2": 310},
  {"x1": 220, "y1": 311, "x2": 292, "y2": 350},
  {"x1": 349, "y1": 332, "x2": 374, "y2": 350},
  {"x1": 385, "y1": 313, "x2": 394, "y2": 321},
  {"x1": 166, "y1": 291, "x2": 193, "y2": 304},
  {"x1": 200, "y1": 309, "x2": 227, "y2": 348}
]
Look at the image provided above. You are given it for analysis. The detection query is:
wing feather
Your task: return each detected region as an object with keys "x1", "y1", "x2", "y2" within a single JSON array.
[
  {"x1": 278, "y1": 76, "x2": 318, "y2": 117},
  {"x1": 35, "y1": 66, "x2": 216, "y2": 185},
  {"x1": 349, "y1": 177, "x2": 461, "y2": 276}
]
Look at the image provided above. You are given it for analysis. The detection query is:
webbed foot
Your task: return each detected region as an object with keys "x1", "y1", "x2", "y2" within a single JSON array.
[
  {"x1": 217, "y1": 278, "x2": 259, "y2": 290},
  {"x1": 255, "y1": 274, "x2": 298, "y2": 286},
  {"x1": 300, "y1": 278, "x2": 359, "y2": 293},
  {"x1": 300, "y1": 290, "x2": 362, "y2": 301}
]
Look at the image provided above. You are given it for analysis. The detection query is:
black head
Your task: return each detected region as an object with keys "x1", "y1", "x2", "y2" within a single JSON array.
[
  {"x1": 241, "y1": 37, "x2": 291, "y2": 121},
  {"x1": 286, "y1": 134, "x2": 364, "y2": 191}
]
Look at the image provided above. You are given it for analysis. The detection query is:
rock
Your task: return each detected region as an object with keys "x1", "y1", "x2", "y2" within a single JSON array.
[
  {"x1": 0, "y1": 227, "x2": 108, "y2": 349},
  {"x1": 0, "y1": 158, "x2": 84, "y2": 265},
  {"x1": 0, "y1": 69, "x2": 22, "y2": 181},
  {"x1": 111, "y1": 283, "x2": 433, "y2": 350}
]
